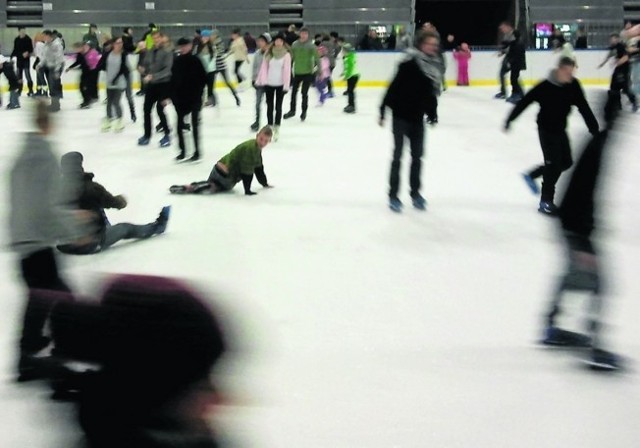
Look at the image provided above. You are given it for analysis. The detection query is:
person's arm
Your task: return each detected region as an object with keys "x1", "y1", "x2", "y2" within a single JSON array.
[
  {"x1": 91, "y1": 182, "x2": 127, "y2": 209},
  {"x1": 598, "y1": 51, "x2": 613, "y2": 68},
  {"x1": 26, "y1": 37, "x2": 34, "y2": 55},
  {"x1": 152, "y1": 50, "x2": 174, "y2": 81},
  {"x1": 504, "y1": 83, "x2": 541, "y2": 129},
  {"x1": 11, "y1": 37, "x2": 19, "y2": 58},
  {"x1": 254, "y1": 166, "x2": 270, "y2": 187},
  {"x1": 67, "y1": 54, "x2": 82, "y2": 71},
  {"x1": 241, "y1": 174, "x2": 256, "y2": 195},
  {"x1": 574, "y1": 82, "x2": 600, "y2": 134},
  {"x1": 616, "y1": 54, "x2": 630, "y2": 67}
]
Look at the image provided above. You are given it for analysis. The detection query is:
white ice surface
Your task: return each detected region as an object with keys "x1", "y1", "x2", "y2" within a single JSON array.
[{"x1": 0, "y1": 86, "x2": 639, "y2": 447}]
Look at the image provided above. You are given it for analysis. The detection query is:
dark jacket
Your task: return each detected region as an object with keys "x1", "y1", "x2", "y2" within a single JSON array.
[
  {"x1": 506, "y1": 35, "x2": 527, "y2": 71},
  {"x1": 95, "y1": 51, "x2": 131, "y2": 85},
  {"x1": 122, "y1": 34, "x2": 135, "y2": 54},
  {"x1": 12, "y1": 35, "x2": 34, "y2": 62},
  {"x1": 171, "y1": 52, "x2": 207, "y2": 110},
  {"x1": 359, "y1": 35, "x2": 383, "y2": 51},
  {"x1": 380, "y1": 56, "x2": 438, "y2": 122},
  {"x1": 68, "y1": 52, "x2": 90, "y2": 74},
  {"x1": 506, "y1": 73, "x2": 599, "y2": 134}
]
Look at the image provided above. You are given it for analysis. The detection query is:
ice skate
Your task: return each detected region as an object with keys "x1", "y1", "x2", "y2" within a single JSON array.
[
  {"x1": 154, "y1": 206, "x2": 171, "y2": 235},
  {"x1": 343, "y1": 105, "x2": 356, "y2": 114},
  {"x1": 538, "y1": 201, "x2": 558, "y2": 216},
  {"x1": 541, "y1": 327, "x2": 591, "y2": 348},
  {"x1": 522, "y1": 173, "x2": 539, "y2": 195},
  {"x1": 159, "y1": 135, "x2": 171, "y2": 148},
  {"x1": 494, "y1": 92, "x2": 506, "y2": 99},
  {"x1": 137, "y1": 136, "x2": 150, "y2": 146},
  {"x1": 283, "y1": 110, "x2": 295, "y2": 120},
  {"x1": 250, "y1": 121, "x2": 260, "y2": 132},
  {"x1": 585, "y1": 348, "x2": 622, "y2": 372},
  {"x1": 411, "y1": 194, "x2": 427, "y2": 211},
  {"x1": 112, "y1": 118, "x2": 125, "y2": 133},
  {"x1": 101, "y1": 118, "x2": 112, "y2": 132},
  {"x1": 389, "y1": 197, "x2": 403, "y2": 213},
  {"x1": 170, "y1": 185, "x2": 188, "y2": 194}
]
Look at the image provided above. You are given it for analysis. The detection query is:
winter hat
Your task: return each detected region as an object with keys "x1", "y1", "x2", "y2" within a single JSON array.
[
  {"x1": 259, "y1": 32, "x2": 272, "y2": 44},
  {"x1": 61, "y1": 151, "x2": 84, "y2": 175},
  {"x1": 201, "y1": 29, "x2": 212, "y2": 38},
  {"x1": 177, "y1": 37, "x2": 191, "y2": 46}
]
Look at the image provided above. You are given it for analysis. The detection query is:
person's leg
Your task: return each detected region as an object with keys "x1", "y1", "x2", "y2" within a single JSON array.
[
  {"x1": 347, "y1": 75, "x2": 358, "y2": 108},
  {"x1": 142, "y1": 84, "x2": 156, "y2": 138},
  {"x1": 221, "y1": 70, "x2": 239, "y2": 102},
  {"x1": 538, "y1": 129, "x2": 565, "y2": 204},
  {"x1": 101, "y1": 223, "x2": 158, "y2": 250},
  {"x1": 106, "y1": 89, "x2": 115, "y2": 119},
  {"x1": 191, "y1": 107, "x2": 201, "y2": 158},
  {"x1": 288, "y1": 75, "x2": 301, "y2": 113},
  {"x1": 408, "y1": 120, "x2": 426, "y2": 198},
  {"x1": 176, "y1": 109, "x2": 187, "y2": 157},
  {"x1": 206, "y1": 72, "x2": 214, "y2": 104},
  {"x1": 265, "y1": 86, "x2": 275, "y2": 125},
  {"x1": 156, "y1": 84, "x2": 170, "y2": 135},
  {"x1": 235, "y1": 61, "x2": 244, "y2": 83},
  {"x1": 254, "y1": 87, "x2": 264, "y2": 126},
  {"x1": 113, "y1": 89, "x2": 124, "y2": 119},
  {"x1": 511, "y1": 68, "x2": 523, "y2": 97},
  {"x1": 275, "y1": 86, "x2": 284, "y2": 125},
  {"x1": 389, "y1": 117, "x2": 407, "y2": 199},
  {"x1": 90, "y1": 70, "x2": 99, "y2": 100},
  {"x1": 300, "y1": 74, "x2": 313, "y2": 114},
  {"x1": 80, "y1": 74, "x2": 90, "y2": 105},
  {"x1": 211, "y1": 71, "x2": 218, "y2": 106},
  {"x1": 327, "y1": 67, "x2": 334, "y2": 95},
  {"x1": 125, "y1": 74, "x2": 136, "y2": 120},
  {"x1": 498, "y1": 60, "x2": 509, "y2": 96}
]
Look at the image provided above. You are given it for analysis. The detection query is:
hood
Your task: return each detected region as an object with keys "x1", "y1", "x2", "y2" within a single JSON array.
[{"x1": 61, "y1": 151, "x2": 85, "y2": 177}]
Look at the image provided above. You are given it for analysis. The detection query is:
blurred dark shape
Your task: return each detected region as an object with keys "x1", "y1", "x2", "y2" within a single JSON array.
[
  {"x1": 543, "y1": 91, "x2": 622, "y2": 370},
  {"x1": 51, "y1": 274, "x2": 227, "y2": 447}
]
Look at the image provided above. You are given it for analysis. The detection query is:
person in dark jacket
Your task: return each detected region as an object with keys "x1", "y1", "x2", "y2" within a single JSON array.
[
  {"x1": 82, "y1": 24, "x2": 101, "y2": 52},
  {"x1": 504, "y1": 57, "x2": 600, "y2": 215},
  {"x1": 172, "y1": 37, "x2": 207, "y2": 162},
  {"x1": 122, "y1": 27, "x2": 135, "y2": 53},
  {"x1": 11, "y1": 27, "x2": 34, "y2": 96},
  {"x1": 358, "y1": 29, "x2": 384, "y2": 51},
  {"x1": 65, "y1": 42, "x2": 99, "y2": 108},
  {"x1": 56, "y1": 152, "x2": 170, "y2": 255},
  {"x1": 598, "y1": 33, "x2": 637, "y2": 112},
  {"x1": 379, "y1": 30, "x2": 442, "y2": 213},
  {"x1": 540, "y1": 91, "x2": 621, "y2": 371},
  {"x1": 495, "y1": 22, "x2": 518, "y2": 100},
  {"x1": 49, "y1": 274, "x2": 227, "y2": 447},
  {"x1": 0, "y1": 53, "x2": 22, "y2": 109},
  {"x1": 505, "y1": 30, "x2": 526, "y2": 103}
]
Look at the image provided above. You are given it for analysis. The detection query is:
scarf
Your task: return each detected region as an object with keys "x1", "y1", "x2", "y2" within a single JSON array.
[
  {"x1": 269, "y1": 46, "x2": 288, "y2": 60},
  {"x1": 404, "y1": 47, "x2": 444, "y2": 96}
]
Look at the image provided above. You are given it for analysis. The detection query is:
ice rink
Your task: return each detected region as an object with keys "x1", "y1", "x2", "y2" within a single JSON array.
[{"x1": 0, "y1": 85, "x2": 639, "y2": 447}]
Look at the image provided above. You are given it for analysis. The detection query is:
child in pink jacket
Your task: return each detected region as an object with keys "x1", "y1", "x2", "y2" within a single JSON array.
[
  {"x1": 315, "y1": 45, "x2": 331, "y2": 105},
  {"x1": 255, "y1": 34, "x2": 292, "y2": 141},
  {"x1": 453, "y1": 43, "x2": 472, "y2": 86}
]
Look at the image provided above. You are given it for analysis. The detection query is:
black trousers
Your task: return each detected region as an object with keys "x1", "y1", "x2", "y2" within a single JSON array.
[
  {"x1": 212, "y1": 70, "x2": 239, "y2": 103},
  {"x1": 610, "y1": 66, "x2": 636, "y2": 106},
  {"x1": 177, "y1": 104, "x2": 201, "y2": 157},
  {"x1": 79, "y1": 72, "x2": 91, "y2": 104},
  {"x1": 143, "y1": 82, "x2": 171, "y2": 138},
  {"x1": 1, "y1": 63, "x2": 21, "y2": 90},
  {"x1": 289, "y1": 74, "x2": 314, "y2": 113},
  {"x1": 16, "y1": 59, "x2": 33, "y2": 93},
  {"x1": 206, "y1": 72, "x2": 215, "y2": 100},
  {"x1": 234, "y1": 60, "x2": 245, "y2": 83},
  {"x1": 528, "y1": 129, "x2": 573, "y2": 203},
  {"x1": 499, "y1": 59, "x2": 510, "y2": 95},
  {"x1": 264, "y1": 85, "x2": 285, "y2": 125},
  {"x1": 43, "y1": 67, "x2": 63, "y2": 98},
  {"x1": 327, "y1": 66, "x2": 335, "y2": 94},
  {"x1": 87, "y1": 69, "x2": 99, "y2": 100},
  {"x1": 346, "y1": 75, "x2": 359, "y2": 107},
  {"x1": 389, "y1": 117, "x2": 425, "y2": 199},
  {"x1": 19, "y1": 248, "x2": 71, "y2": 354},
  {"x1": 510, "y1": 68, "x2": 523, "y2": 97}
]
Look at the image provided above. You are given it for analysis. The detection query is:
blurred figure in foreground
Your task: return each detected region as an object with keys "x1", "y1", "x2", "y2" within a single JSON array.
[
  {"x1": 50, "y1": 274, "x2": 227, "y2": 447},
  {"x1": 9, "y1": 101, "x2": 89, "y2": 381},
  {"x1": 540, "y1": 91, "x2": 622, "y2": 371}
]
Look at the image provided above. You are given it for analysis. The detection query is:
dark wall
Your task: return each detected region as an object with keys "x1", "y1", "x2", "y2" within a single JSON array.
[
  {"x1": 416, "y1": 0, "x2": 512, "y2": 45},
  {"x1": 529, "y1": 0, "x2": 623, "y2": 23}
]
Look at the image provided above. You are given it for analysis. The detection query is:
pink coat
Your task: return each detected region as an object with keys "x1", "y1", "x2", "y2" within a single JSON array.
[{"x1": 255, "y1": 52, "x2": 292, "y2": 89}]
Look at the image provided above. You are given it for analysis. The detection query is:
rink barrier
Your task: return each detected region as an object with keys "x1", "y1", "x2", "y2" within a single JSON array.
[{"x1": 0, "y1": 50, "x2": 613, "y2": 93}]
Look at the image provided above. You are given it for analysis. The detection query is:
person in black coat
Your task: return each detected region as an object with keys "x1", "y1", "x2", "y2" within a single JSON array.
[
  {"x1": 540, "y1": 91, "x2": 621, "y2": 371},
  {"x1": 56, "y1": 152, "x2": 170, "y2": 255},
  {"x1": 11, "y1": 27, "x2": 34, "y2": 96},
  {"x1": 379, "y1": 30, "x2": 442, "y2": 212},
  {"x1": 505, "y1": 30, "x2": 526, "y2": 103},
  {"x1": 504, "y1": 57, "x2": 599, "y2": 215},
  {"x1": 598, "y1": 33, "x2": 637, "y2": 112},
  {"x1": 172, "y1": 37, "x2": 208, "y2": 162},
  {"x1": 49, "y1": 274, "x2": 227, "y2": 447}
]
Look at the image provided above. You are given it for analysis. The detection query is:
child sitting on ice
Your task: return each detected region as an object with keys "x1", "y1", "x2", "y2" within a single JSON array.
[{"x1": 170, "y1": 126, "x2": 273, "y2": 195}]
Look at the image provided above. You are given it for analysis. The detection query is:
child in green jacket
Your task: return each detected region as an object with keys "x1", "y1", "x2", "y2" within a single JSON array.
[
  {"x1": 170, "y1": 126, "x2": 274, "y2": 195},
  {"x1": 340, "y1": 40, "x2": 360, "y2": 113}
]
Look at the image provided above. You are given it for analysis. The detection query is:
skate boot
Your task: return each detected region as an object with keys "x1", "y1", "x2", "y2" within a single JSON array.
[
  {"x1": 541, "y1": 327, "x2": 591, "y2": 348},
  {"x1": 138, "y1": 136, "x2": 151, "y2": 146},
  {"x1": 169, "y1": 185, "x2": 188, "y2": 194},
  {"x1": 188, "y1": 152, "x2": 200, "y2": 163},
  {"x1": 300, "y1": 110, "x2": 307, "y2": 122},
  {"x1": 507, "y1": 94, "x2": 523, "y2": 104},
  {"x1": 389, "y1": 197, "x2": 403, "y2": 213},
  {"x1": 494, "y1": 92, "x2": 506, "y2": 99},
  {"x1": 585, "y1": 348, "x2": 622, "y2": 372},
  {"x1": 235, "y1": 95, "x2": 241, "y2": 107},
  {"x1": 250, "y1": 121, "x2": 260, "y2": 132},
  {"x1": 343, "y1": 105, "x2": 356, "y2": 114},
  {"x1": 283, "y1": 110, "x2": 296, "y2": 120},
  {"x1": 101, "y1": 118, "x2": 112, "y2": 132},
  {"x1": 175, "y1": 152, "x2": 186, "y2": 162},
  {"x1": 272, "y1": 125, "x2": 280, "y2": 142},
  {"x1": 522, "y1": 173, "x2": 539, "y2": 195},
  {"x1": 112, "y1": 118, "x2": 125, "y2": 133},
  {"x1": 154, "y1": 206, "x2": 171, "y2": 235},
  {"x1": 7, "y1": 90, "x2": 21, "y2": 109},
  {"x1": 538, "y1": 201, "x2": 558, "y2": 216},
  {"x1": 159, "y1": 135, "x2": 171, "y2": 148},
  {"x1": 411, "y1": 194, "x2": 427, "y2": 211}
]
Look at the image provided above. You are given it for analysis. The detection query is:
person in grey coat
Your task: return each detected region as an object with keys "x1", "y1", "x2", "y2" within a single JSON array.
[
  {"x1": 10, "y1": 101, "x2": 89, "y2": 381},
  {"x1": 40, "y1": 30, "x2": 65, "y2": 111},
  {"x1": 251, "y1": 32, "x2": 271, "y2": 131}
]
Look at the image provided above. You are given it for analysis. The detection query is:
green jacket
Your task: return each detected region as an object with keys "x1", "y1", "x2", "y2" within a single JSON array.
[
  {"x1": 219, "y1": 139, "x2": 263, "y2": 184},
  {"x1": 342, "y1": 46, "x2": 359, "y2": 79},
  {"x1": 291, "y1": 39, "x2": 318, "y2": 75}
]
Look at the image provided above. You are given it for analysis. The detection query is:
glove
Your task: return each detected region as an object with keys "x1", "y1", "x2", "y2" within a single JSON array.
[{"x1": 114, "y1": 195, "x2": 128, "y2": 209}]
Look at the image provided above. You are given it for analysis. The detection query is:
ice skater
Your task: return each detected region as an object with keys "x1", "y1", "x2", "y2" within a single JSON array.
[
  {"x1": 598, "y1": 33, "x2": 637, "y2": 112},
  {"x1": 11, "y1": 27, "x2": 34, "y2": 96},
  {"x1": 0, "y1": 52, "x2": 22, "y2": 109},
  {"x1": 379, "y1": 30, "x2": 442, "y2": 212},
  {"x1": 172, "y1": 37, "x2": 207, "y2": 162},
  {"x1": 66, "y1": 42, "x2": 101, "y2": 108},
  {"x1": 284, "y1": 27, "x2": 318, "y2": 122},
  {"x1": 314, "y1": 45, "x2": 331, "y2": 106},
  {"x1": 540, "y1": 91, "x2": 621, "y2": 371},
  {"x1": 211, "y1": 29, "x2": 241, "y2": 107},
  {"x1": 170, "y1": 126, "x2": 273, "y2": 195},
  {"x1": 340, "y1": 41, "x2": 360, "y2": 114},
  {"x1": 57, "y1": 152, "x2": 170, "y2": 255},
  {"x1": 453, "y1": 43, "x2": 471, "y2": 86},
  {"x1": 504, "y1": 57, "x2": 599, "y2": 215},
  {"x1": 250, "y1": 32, "x2": 272, "y2": 131},
  {"x1": 95, "y1": 37, "x2": 129, "y2": 133}
]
